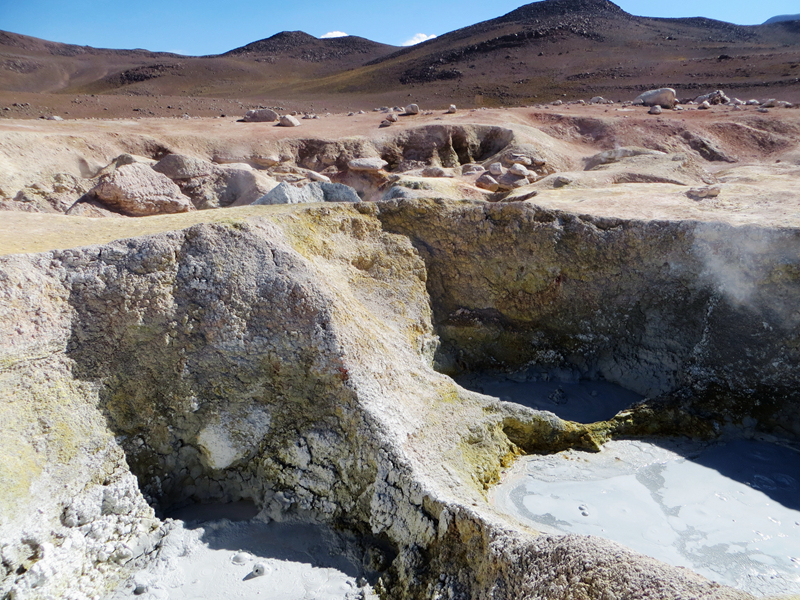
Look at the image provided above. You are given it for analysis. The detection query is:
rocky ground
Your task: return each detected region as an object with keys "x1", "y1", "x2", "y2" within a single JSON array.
[{"x1": 1, "y1": 99, "x2": 800, "y2": 600}]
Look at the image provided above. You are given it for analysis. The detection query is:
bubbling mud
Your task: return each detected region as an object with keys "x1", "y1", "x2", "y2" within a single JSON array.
[{"x1": 490, "y1": 438, "x2": 800, "y2": 597}]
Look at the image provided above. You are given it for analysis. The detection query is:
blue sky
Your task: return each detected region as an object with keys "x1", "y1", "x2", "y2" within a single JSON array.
[{"x1": 1, "y1": 0, "x2": 797, "y2": 56}]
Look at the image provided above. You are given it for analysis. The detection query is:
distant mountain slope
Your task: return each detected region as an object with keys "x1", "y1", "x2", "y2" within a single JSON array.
[
  {"x1": 764, "y1": 14, "x2": 800, "y2": 24},
  {"x1": 224, "y1": 31, "x2": 397, "y2": 63},
  {"x1": 1, "y1": 0, "x2": 799, "y2": 106}
]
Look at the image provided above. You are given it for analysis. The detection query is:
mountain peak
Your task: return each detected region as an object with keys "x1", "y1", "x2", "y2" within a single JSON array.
[{"x1": 499, "y1": 0, "x2": 626, "y2": 23}]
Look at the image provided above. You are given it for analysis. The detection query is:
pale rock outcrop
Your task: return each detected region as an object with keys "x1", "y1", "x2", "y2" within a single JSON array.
[
  {"x1": 348, "y1": 157, "x2": 388, "y2": 172},
  {"x1": 253, "y1": 181, "x2": 360, "y2": 204},
  {"x1": 579, "y1": 146, "x2": 716, "y2": 186},
  {"x1": 158, "y1": 161, "x2": 278, "y2": 210},
  {"x1": 152, "y1": 154, "x2": 216, "y2": 180},
  {"x1": 243, "y1": 109, "x2": 279, "y2": 122},
  {"x1": 279, "y1": 115, "x2": 301, "y2": 127},
  {"x1": 633, "y1": 88, "x2": 677, "y2": 108},
  {"x1": 2, "y1": 174, "x2": 90, "y2": 214},
  {"x1": 89, "y1": 163, "x2": 195, "y2": 216},
  {"x1": 421, "y1": 166, "x2": 453, "y2": 178}
]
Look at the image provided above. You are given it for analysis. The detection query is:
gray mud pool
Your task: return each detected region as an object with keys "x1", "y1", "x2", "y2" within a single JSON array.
[
  {"x1": 107, "y1": 501, "x2": 373, "y2": 600},
  {"x1": 491, "y1": 438, "x2": 800, "y2": 596}
]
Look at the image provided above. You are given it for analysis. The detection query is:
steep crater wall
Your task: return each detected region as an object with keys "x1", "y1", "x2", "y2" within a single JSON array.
[
  {"x1": 376, "y1": 199, "x2": 800, "y2": 441},
  {"x1": 1, "y1": 200, "x2": 789, "y2": 600}
]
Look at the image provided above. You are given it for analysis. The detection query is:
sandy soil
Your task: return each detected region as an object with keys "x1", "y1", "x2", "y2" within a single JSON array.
[{"x1": 2, "y1": 102, "x2": 800, "y2": 257}]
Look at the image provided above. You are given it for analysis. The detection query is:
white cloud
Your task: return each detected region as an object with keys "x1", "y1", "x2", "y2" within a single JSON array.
[
  {"x1": 402, "y1": 33, "x2": 437, "y2": 46},
  {"x1": 320, "y1": 31, "x2": 348, "y2": 39}
]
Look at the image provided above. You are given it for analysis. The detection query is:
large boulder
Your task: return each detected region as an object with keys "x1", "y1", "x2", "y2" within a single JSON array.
[
  {"x1": 633, "y1": 88, "x2": 677, "y2": 108},
  {"x1": 243, "y1": 109, "x2": 279, "y2": 122},
  {"x1": 253, "y1": 181, "x2": 360, "y2": 205},
  {"x1": 89, "y1": 163, "x2": 195, "y2": 216},
  {"x1": 279, "y1": 115, "x2": 301, "y2": 127}
]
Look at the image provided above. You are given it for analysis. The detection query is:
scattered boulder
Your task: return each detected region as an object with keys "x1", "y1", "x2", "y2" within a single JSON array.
[
  {"x1": 694, "y1": 90, "x2": 729, "y2": 105},
  {"x1": 589, "y1": 96, "x2": 605, "y2": 104},
  {"x1": 279, "y1": 115, "x2": 301, "y2": 127},
  {"x1": 379, "y1": 120, "x2": 392, "y2": 128},
  {"x1": 348, "y1": 158, "x2": 388, "y2": 172},
  {"x1": 552, "y1": 100, "x2": 563, "y2": 106},
  {"x1": 475, "y1": 173, "x2": 500, "y2": 191},
  {"x1": 462, "y1": 164, "x2": 485, "y2": 175},
  {"x1": 46, "y1": 115, "x2": 64, "y2": 121},
  {"x1": 152, "y1": 154, "x2": 215, "y2": 180},
  {"x1": 308, "y1": 171, "x2": 331, "y2": 183},
  {"x1": 253, "y1": 181, "x2": 360, "y2": 205},
  {"x1": 687, "y1": 185, "x2": 721, "y2": 199},
  {"x1": 446, "y1": 105, "x2": 457, "y2": 114},
  {"x1": 649, "y1": 105, "x2": 663, "y2": 115},
  {"x1": 89, "y1": 163, "x2": 195, "y2": 216},
  {"x1": 243, "y1": 109, "x2": 279, "y2": 122},
  {"x1": 553, "y1": 175, "x2": 574, "y2": 188},
  {"x1": 633, "y1": 88, "x2": 677, "y2": 108},
  {"x1": 762, "y1": 99, "x2": 778, "y2": 108},
  {"x1": 387, "y1": 113, "x2": 398, "y2": 123},
  {"x1": 489, "y1": 162, "x2": 505, "y2": 176},
  {"x1": 509, "y1": 163, "x2": 529, "y2": 177},
  {"x1": 404, "y1": 104, "x2": 420, "y2": 115},
  {"x1": 698, "y1": 101, "x2": 711, "y2": 110}
]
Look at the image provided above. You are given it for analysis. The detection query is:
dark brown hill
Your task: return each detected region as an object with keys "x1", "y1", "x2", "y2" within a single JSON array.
[
  {"x1": 1, "y1": 0, "x2": 799, "y2": 114},
  {"x1": 224, "y1": 31, "x2": 396, "y2": 63}
]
